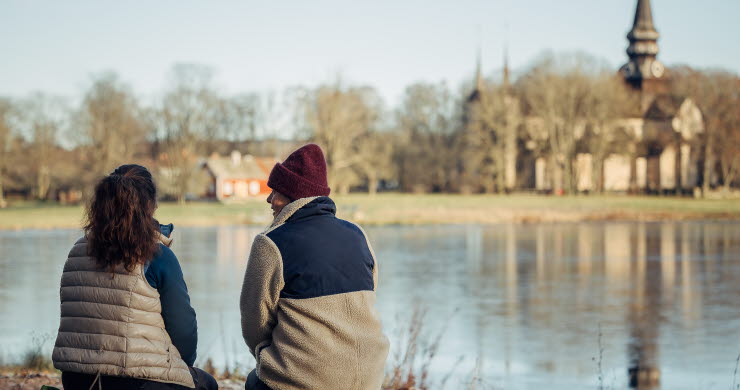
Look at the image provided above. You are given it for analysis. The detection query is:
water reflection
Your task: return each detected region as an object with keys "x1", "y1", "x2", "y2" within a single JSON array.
[
  {"x1": 371, "y1": 221, "x2": 740, "y2": 389},
  {"x1": 1, "y1": 222, "x2": 739, "y2": 389},
  {"x1": 172, "y1": 225, "x2": 263, "y2": 370}
]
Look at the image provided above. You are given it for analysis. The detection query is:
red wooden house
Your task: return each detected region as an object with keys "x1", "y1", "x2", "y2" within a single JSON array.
[{"x1": 201, "y1": 151, "x2": 277, "y2": 201}]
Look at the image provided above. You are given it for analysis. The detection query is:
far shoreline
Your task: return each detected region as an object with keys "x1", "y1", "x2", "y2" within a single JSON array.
[{"x1": 0, "y1": 194, "x2": 738, "y2": 231}]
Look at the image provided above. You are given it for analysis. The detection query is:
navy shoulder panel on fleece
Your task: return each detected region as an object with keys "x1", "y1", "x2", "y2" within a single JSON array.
[{"x1": 267, "y1": 198, "x2": 375, "y2": 299}]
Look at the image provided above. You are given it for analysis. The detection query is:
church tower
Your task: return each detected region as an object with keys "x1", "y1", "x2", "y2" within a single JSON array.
[
  {"x1": 620, "y1": 0, "x2": 668, "y2": 99},
  {"x1": 467, "y1": 48, "x2": 483, "y2": 104},
  {"x1": 502, "y1": 42, "x2": 511, "y2": 90}
]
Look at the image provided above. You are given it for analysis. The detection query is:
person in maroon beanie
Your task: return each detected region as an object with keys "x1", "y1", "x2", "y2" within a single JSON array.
[{"x1": 239, "y1": 144, "x2": 389, "y2": 390}]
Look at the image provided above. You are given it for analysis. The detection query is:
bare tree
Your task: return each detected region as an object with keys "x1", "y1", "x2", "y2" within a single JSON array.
[
  {"x1": 354, "y1": 129, "x2": 395, "y2": 195},
  {"x1": 465, "y1": 82, "x2": 521, "y2": 193},
  {"x1": 155, "y1": 64, "x2": 224, "y2": 202},
  {"x1": 719, "y1": 90, "x2": 740, "y2": 190},
  {"x1": 17, "y1": 93, "x2": 66, "y2": 200},
  {"x1": 396, "y1": 82, "x2": 460, "y2": 193},
  {"x1": 77, "y1": 73, "x2": 146, "y2": 177},
  {"x1": 225, "y1": 93, "x2": 261, "y2": 142},
  {"x1": 582, "y1": 74, "x2": 636, "y2": 193},
  {"x1": 299, "y1": 81, "x2": 381, "y2": 194},
  {"x1": 0, "y1": 98, "x2": 13, "y2": 207},
  {"x1": 520, "y1": 53, "x2": 603, "y2": 194},
  {"x1": 249, "y1": 89, "x2": 303, "y2": 159},
  {"x1": 709, "y1": 74, "x2": 740, "y2": 191},
  {"x1": 673, "y1": 68, "x2": 740, "y2": 193}
]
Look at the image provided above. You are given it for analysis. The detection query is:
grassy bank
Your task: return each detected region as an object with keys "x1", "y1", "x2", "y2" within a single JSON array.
[{"x1": 0, "y1": 194, "x2": 738, "y2": 230}]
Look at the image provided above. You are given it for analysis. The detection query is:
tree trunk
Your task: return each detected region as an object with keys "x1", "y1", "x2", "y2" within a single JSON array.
[
  {"x1": 367, "y1": 171, "x2": 377, "y2": 196},
  {"x1": 0, "y1": 149, "x2": 5, "y2": 208},
  {"x1": 328, "y1": 170, "x2": 338, "y2": 195},
  {"x1": 592, "y1": 157, "x2": 604, "y2": 195},
  {"x1": 37, "y1": 165, "x2": 50, "y2": 201},
  {"x1": 722, "y1": 162, "x2": 736, "y2": 193},
  {"x1": 0, "y1": 177, "x2": 6, "y2": 208},
  {"x1": 564, "y1": 154, "x2": 575, "y2": 195},
  {"x1": 702, "y1": 130, "x2": 715, "y2": 197},
  {"x1": 549, "y1": 154, "x2": 560, "y2": 194},
  {"x1": 483, "y1": 176, "x2": 495, "y2": 194},
  {"x1": 674, "y1": 140, "x2": 683, "y2": 194},
  {"x1": 495, "y1": 154, "x2": 506, "y2": 194},
  {"x1": 436, "y1": 167, "x2": 446, "y2": 193},
  {"x1": 628, "y1": 151, "x2": 638, "y2": 194}
]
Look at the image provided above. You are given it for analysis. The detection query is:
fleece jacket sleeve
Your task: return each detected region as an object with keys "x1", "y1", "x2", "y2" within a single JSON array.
[
  {"x1": 145, "y1": 245, "x2": 198, "y2": 366},
  {"x1": 240, "y1": 233, "x2": 284, "y2": 357}
]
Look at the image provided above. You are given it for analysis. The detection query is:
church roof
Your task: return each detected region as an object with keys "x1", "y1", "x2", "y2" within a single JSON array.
[
  {"x1": 644, "y1": 94, "x2": 685, "y2": 120},
  {"x1": 467, "y1": 89, "x2": 481, "y2": 103}
]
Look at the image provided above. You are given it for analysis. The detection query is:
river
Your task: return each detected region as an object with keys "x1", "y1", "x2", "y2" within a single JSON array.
[{"x1": 0, "y1": 221, "x2": 738, "y2": 389}]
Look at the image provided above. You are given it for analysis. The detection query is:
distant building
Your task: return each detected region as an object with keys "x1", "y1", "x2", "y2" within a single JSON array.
[
  {"x1": 200, "y1": 151, "x2": 277, "y2": 201},
  {"x1": 618, "y1": 0, "x2": 704, "y2": 193},
  {"x1": 464, "y1": 0, "x2": 704, "y2": 194}
]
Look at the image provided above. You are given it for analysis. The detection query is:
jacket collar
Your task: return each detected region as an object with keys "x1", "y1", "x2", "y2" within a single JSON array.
[
  {"x1": 266, "y1": 196, "x2": 335, "y2": 231},
  {"x1": 157, "y1": 232, "x2": 173, "y2": 247}
]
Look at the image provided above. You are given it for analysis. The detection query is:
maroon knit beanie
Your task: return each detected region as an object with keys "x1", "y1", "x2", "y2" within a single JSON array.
[{"x1": 267, "y1": 144, "x2": 331, "y2": 201}]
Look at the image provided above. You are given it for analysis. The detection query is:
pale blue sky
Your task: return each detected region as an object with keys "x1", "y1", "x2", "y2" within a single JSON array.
[{"x1": 1, "y1": 0, "x2": 738, "y2": 105}]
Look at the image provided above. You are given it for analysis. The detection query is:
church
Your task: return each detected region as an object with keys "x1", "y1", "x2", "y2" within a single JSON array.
[
  {"x1": 466, "y1": 0, "x2": 705, "y2": 194},
  {"x1": 615, "y1": 0, "x2": 704, "y2": 194}
]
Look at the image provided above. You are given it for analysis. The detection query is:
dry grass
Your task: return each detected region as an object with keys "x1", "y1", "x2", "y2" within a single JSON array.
[
  {"x1": 1, "y1": 194, "x2": 738, "y2": 230},
  {"x1": 382, "y1": 306, "x2": 492, "y2": 390},
  {"x1": 336, "y1": 193, "x2": 740, "y2": 225},
  {"x1": 0, "y1": 372, "x2": 62, "y2": 390},
  {"x1": 18, "y1": 334, "x2": 54, "y2": 373},
  {"x1": 2, "y1": 313, "x2": 738, "y2": 389},
  {"x1": 0, "y1": 310, "x2": 607, "y2": 389}
]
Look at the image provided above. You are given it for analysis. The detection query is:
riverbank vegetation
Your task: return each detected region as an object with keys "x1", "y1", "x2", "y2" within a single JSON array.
[
  {"x1": 2, "y1": 321, "x2": 738, "y2": 389},
  {"x1": 0, "y1": 194, "x2": 738, "y2": 230},
  {"x1": 0, "y1": 307, "x2": 490, "y2": 390}
]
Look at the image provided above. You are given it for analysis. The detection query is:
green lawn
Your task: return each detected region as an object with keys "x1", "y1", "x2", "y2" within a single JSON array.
[{"x1": 0, "y1": 194, "x2": 738, "y2": 230}]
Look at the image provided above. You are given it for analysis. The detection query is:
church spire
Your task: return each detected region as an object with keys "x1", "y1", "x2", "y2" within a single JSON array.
[
  {"x1": 620, "y1": 0, "x2": 666, "y2": 94},
  {"x1": 631, "y1": 0, "x2": 656, "y2": 34},
  {"x1": 625, "y1": 0, "x2": 660, "y2": 62},
  {"x1": 475, "y1": 46, "x2": 483, "y2": 92},
  {"x1": 503, "y1": 42, "x2": 510, "y2": 87},
  {"x1": 503, "y1": 22, "x2": 511, "y2": 88},
  {"x1": 466, "y1": 46, "x2": 483, "y2": 103}
]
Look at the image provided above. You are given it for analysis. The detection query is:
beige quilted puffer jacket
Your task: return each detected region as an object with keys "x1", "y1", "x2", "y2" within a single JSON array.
[{"x1": 52, "y1": 237, "x2": 195, "y2": 388}]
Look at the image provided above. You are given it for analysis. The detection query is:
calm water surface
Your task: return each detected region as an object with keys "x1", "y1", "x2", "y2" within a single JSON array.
[{"x1": 0, "y1": 221, "x2": 738, "y2": 389}]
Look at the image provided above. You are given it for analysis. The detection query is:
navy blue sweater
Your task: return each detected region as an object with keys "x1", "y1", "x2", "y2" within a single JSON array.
[{"x1": 144, "y1": 244, "x2": 198, "y2": 366}]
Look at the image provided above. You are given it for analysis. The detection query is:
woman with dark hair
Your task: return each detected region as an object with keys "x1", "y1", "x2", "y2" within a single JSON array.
[{"x1": 51, "y1": 164, "x2": 217, "y2": 390}]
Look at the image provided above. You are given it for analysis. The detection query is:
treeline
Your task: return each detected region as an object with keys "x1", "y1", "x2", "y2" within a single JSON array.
[{"x1": 0, "y1": 53, "x2": 738, "y2": 206}]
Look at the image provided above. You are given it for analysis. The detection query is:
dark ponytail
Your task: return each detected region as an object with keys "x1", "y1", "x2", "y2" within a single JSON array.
[{"x1": 83, "y1": 164, "x2": 159, "y2": 272}]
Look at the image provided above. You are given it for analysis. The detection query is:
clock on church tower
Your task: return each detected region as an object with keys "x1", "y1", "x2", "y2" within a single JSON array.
[{"x1": 620, "y1": 0, "x2": 668, "y2": 95}]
